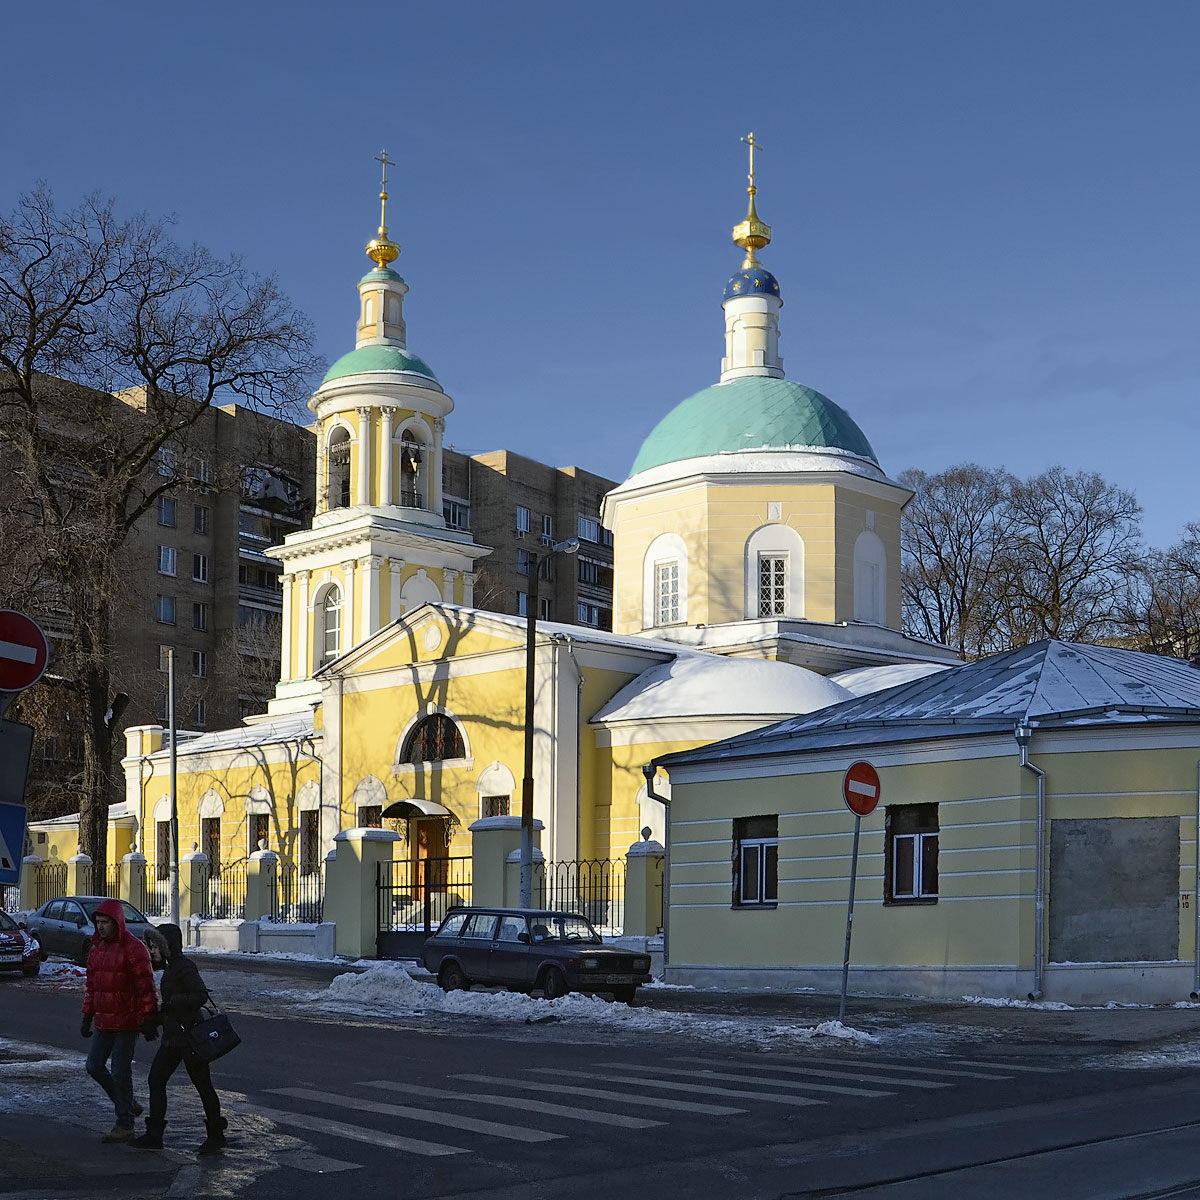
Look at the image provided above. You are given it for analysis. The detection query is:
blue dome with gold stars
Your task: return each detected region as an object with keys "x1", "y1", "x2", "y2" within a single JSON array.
[{"x1": 723, "y1": 266, "x2": 782, "y2": 304}]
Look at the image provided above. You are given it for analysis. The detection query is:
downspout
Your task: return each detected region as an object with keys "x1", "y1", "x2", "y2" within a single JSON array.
[
  {"x1": 559, "y1": 636, "x2": 585, "y2": 859},
  {"x1": 1015, "y1": 722, "x2": 1045, "y2": 1001},
  {"x1": 642, "y1": 763, "x2": 670, "y2": 969},
  {"x1": 1192, "y1": 760, "x2": 1200, "y2": 999}
]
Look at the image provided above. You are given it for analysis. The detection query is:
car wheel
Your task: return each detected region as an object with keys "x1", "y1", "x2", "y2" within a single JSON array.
[
  {"x1": 439, "y1": 962, "x2": 469, "y2": 992},
  {"x1": 540, "y1": 966, "x2": 569, "y2": 1000},
  {"x1": 22, "y1": 958, "x2": 40, "y2": 978},
  {"x1": 610, "y1": 986, "x2": 636, "y2": 1004},
  {"x1": 37, "y1": 945, "x2": 49, "y2": 962},
  {"x1": 75, "y1": 938, "x2": 92, "y2": 967}
]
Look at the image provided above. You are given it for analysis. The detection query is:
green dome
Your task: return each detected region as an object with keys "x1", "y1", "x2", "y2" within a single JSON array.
[
  {"x1": 322, "y1": 344, "x2": 438, "y2": 386},
  {"x1": 630, "y1": 377, "x2": 878, "y2": 475}
]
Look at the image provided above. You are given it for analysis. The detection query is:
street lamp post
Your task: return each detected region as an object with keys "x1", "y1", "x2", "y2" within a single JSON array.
[{"x1": 519, "y1": 537, "x2": 580, "y2": 907}]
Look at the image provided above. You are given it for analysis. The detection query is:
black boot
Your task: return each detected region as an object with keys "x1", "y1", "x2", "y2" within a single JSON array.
[
  {"x1": 131, "y1": 1119, "x2": 165, "y2": 1150},
  {"x1": 197, "y1": 1116, "x2": 227, "y2": 1155}
]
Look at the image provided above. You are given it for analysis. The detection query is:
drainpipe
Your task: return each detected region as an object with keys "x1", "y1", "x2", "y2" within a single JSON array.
[
  {"x1": 1192, "y1": 761, "x2": 1200, "y2": 999},
  {"x1": 1015, "y1": 721, "x2": 1045, "y2": 1000},
  {"x1": 560, "y1": 637, "x2": 584, "y2": 859},
  {"x1": 642, "y1": 763, "x2": 670, "y2": 968}
]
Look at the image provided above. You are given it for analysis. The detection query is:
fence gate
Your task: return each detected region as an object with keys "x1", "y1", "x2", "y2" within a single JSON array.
[{"x1": 376, "y1": 856, "x2": 472, "y2": 959}]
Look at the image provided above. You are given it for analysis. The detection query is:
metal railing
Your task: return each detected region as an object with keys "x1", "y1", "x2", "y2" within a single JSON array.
[
  {"x1": 542, "y1": 858, "x2": 627, "y2": 935},
  {"x1": 377, "y1": 856, "x2": 472, "y2": 950},
  {"x1": 198, "y1": 862, "x2": 246, "y2": 920},
  {"x1": 2, "y1": 885, "x2": 20, "y2": 913},
  {"x1": 272, "y1": 863, "x2": 324, "y2": 923},
  {"x1": 30, "y1": 861, "x2": 67, "y2": 909}
]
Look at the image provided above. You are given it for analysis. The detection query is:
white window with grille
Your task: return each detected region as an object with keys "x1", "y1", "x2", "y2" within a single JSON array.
[
  {"x1": 757, "y1": 554, "x2": 787, "y2": 617},
  {"x1": 654, "y1": 561, "x2": 680, "y2": 626}
]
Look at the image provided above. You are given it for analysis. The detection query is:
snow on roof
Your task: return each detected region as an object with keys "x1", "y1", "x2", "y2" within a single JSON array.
[
  {"x1": 662, "y1": 641, "x2": 1200, "y2": 767},
  {"x1": 830, "y1": 662, "x2": 954, "y2": 697},
  {"x1": 593, "y1": 654, "x2": 851, "y2": 723},
  {"x1": 144, "y1": 712, "x2": 315, "y2": 760}
]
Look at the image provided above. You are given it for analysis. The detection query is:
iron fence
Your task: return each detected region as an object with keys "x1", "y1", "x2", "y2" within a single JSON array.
[
  {"x1": 198, "y1": 862, "x2": 246, "y2": 920},
  {"x1": 271, "y1": 863, "x2": 324, "y2": 923},
  {"x1": 30, "y1": 861, "x2": 67, "y2": 909},
  {"x1": 141, "y1": 875, "x2": 172, "y2": 918},
  {"x1": 376, "y1": 856, "x2": 472, "y2": 957},
  {"x1": 542, "y1": 857, "x2": 626, "y2": 934}
]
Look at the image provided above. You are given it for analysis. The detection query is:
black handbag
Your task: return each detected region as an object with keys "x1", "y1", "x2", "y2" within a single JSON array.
[{"x1": 185, "y1": 1001, "x2": 241, "y2": 1063}]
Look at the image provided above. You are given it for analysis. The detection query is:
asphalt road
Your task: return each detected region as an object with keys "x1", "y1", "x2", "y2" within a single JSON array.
[{"x1": 4, "y1": 959, "x2": 1200, "y2": 1199}]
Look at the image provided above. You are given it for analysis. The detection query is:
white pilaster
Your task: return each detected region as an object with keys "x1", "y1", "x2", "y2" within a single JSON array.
[
  {"x1": 341, "y1": 560, "x2": 357, "y2": 650},
  {"x1": 355, "y1": 407, "x2": 371, "y2": 505},
  {"x1": 361, "y1": 555, "x2": 382, "y2": 636},
  {"x1": 280, "y1": 574, "x2": 295, "y2": 680},
  {"x1": 442, "y1": 568, "x2": 458, "y2": 603},
  {"x1": 389, "y1": 560, "x2": 405, "y2": 621},
  {"x1": 296, "y1": 570, "x2": 312, "y2": 677},
  {"x1": 379, "y1": 407, "x2": 395, "y2": 506},
  {"x1": 463, "y1": 570, "x2": 476, "y2": 606}
]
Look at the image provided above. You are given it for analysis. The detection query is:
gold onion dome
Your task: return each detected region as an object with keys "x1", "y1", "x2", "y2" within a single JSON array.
[{"x1": 366, "y1": 149, "x2": 401, "y2": 269}]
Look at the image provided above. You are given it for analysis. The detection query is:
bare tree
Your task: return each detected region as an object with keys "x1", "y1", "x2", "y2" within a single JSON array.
[
  {"x1": 0, "y1": 187, "x2": 318, "y2": 879},
  {"x1": 1116, "y1": 524, "x2": 1200, "y2": 659},
  {"x1": 899, "y1": 464, "x2": 1018, "y2": 659},
  {"x1": 999, "y1": 467, "x2": 1142, "y2": 645}
]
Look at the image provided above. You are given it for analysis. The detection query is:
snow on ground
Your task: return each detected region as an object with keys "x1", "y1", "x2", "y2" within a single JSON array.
[{"x1": 961, "y1": 995, "x2": 1077, "y2": 1011}]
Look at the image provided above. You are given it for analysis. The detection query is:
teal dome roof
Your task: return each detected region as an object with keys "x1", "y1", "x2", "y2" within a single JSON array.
[
  {"x1": 630, "y1": 377, "x2": 878, "y2": 475},
  {"x1": 321, "y1": 344, "x2": 438, "y2": 386}
]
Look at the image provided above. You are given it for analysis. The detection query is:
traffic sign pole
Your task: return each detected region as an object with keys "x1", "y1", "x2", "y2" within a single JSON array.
[
  {"x1": 838, "y1": 760, "x2": 881, "y2": 1023},
  {"x1": 838, "y1": 814, "x2": 862, "y2": 1024}
]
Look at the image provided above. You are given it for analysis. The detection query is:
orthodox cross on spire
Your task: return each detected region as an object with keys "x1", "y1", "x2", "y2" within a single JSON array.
[
  {"x1": 732, "y1": 131, "x2": 772, "y2": 269},
  {"x1": 366, "y1": 149, "x2": 401, "y2": 270}
]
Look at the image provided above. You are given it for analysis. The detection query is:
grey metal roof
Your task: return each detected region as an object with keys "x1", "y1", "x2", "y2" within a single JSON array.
[{"x1": 660, "y1": 640, "x2": 1200, "y2": 768}]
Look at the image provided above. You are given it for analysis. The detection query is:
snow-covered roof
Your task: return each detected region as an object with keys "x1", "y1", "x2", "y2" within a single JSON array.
[
  {"x1": 142, "y1": 713, "x2": 315, "y2": 761},
  {"x1": 829, "y1": 662, "x2": 954, "y2": 697},
  {"x1": 593, "y1": 654, "x2": 851, "y2": 723},
  {"x1": 661, "y1": 641, "x2": 1200, "y2": 768}
]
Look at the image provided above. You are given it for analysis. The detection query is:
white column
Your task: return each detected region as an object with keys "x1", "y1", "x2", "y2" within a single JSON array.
[
  {"x1": 280, "y1": 574, "x2": 295, "y2": 680},
  {"x1": 463, "y1": 570, "x2": 476, "y2": 606},
  {"x1": 442, "y1": 568, "x2": 458, "y2": 603},
  {"x1": 379, "y1": 407, "x2": 395, "y2": 506},
  {"x1": 316, "y1": 421, "x2": 328, "y2": 514},
  {"x1": 361, "y1": 555, "x2": 382, "y2": 637},
  {"x1": 296, "y1": 570, "x2": 312, "y2": 676},
  {"x1": 355, "y1": 406, "x2": 371, "y2": 506},
  {"x1": 389, "y1": 559, "x2": 405, "y2": 620},
  {"x1": 341, "y1": 560, "x2": 357, "y2": 649}
]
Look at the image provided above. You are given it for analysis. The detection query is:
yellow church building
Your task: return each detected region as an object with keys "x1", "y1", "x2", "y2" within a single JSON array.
[{"x1": 54, "y1": 149, "x2": 956, "y2": 921}]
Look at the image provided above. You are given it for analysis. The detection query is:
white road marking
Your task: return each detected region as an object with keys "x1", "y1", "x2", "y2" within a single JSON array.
[
  {"x1": 938, "y1": 1056, "x2": 1061, "y2": 1074},
  {"x1": 530, "y1": 1066, "x2": 836, "y2": 1104},
  {"x1": 453, "y1": 1073, "x2": 745, "y2": 1115},
  {"x1": 659, "y1": 1057, "x2": 952, "y2": 1089},
  {"x1": 234, "y1": 1102, "x2": 465, "y2": 1156},
  {"x1": 269, "y1": 1086, "x2": 562, "y2": 1143},
  {"x1": 364, "y1": 1079, "x2": 664, "y2": 1129},
  {"x1": 772, "y1": 1055, "x2": 1016, "y2": 1081}
]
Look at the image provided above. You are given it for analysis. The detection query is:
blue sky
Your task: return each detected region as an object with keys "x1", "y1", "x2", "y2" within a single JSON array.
[{"x1": 4, "y1": 2, "x2": 1197, "y2": 548}]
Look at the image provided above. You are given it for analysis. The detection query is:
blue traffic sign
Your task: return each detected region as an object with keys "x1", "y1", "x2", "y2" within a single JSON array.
[{"x1": 0, "y1": 800, "x2": 27, "y2": 885}]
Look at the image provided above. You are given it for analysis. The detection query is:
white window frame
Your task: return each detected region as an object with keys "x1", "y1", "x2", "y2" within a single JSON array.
[
  {"x1": 733, "y1": 816, "x2": 779, "y2": 908},
  {"x1": 192, "y1": 650, "x2": 208, "y2": 678},
  {"x1": 192, "y1": 601, "x2": 209, "y2": 632},
  {"x1": 516, "y1": 505, "x2": 531, "y2": 536},
  {"x1": 192, "y1": 553, "x2": 208, "y2": 583},
  {"x1": 193, "y1": 503, "x2": 209, "y2": 534},
  {"x1": 158, "y1": 546, "x2": 177, "y2": 577},
  {"x1": 156, "y1": 595, "x2": 176, "y2": 625},
  {"x1": 757, "y1": 553, "x2": 787, "y2": 617},
  {"x1": 654, "y1": 561, "x2": 680, "y2": 626},
  {"x1": 157, "y1": 496, "x2": 176, "y2": 527}
]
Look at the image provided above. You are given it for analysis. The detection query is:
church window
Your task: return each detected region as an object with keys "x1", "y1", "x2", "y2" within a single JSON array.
[
  {"x1": 400, "y1": 433, "x2": 424, "y2": 508},
  {"x1": 357, "y1": 805, "x2": 382, "y2": 828},
  {"x1": 201, "y1": 817, "x2": 221, "y2": 878},
  {"x1": 327, "y1": 428, "x2": 352, "y2": 510},
  {"x1": 481, "y1": 795, "x2": 510, "y2": 818},
  {"x1": 757, "y1": 554, "x2": 788, "y2": 617},
  {"x1": 249, "y1": 813, "x2": 269, "y2": 853},
  {"x1": 300, "y1": 810, "x2": 320, "y2": 875},
  {"x1": 853, "y1": 531, "x2": 888, "y2": 625},
  {"x1": 654, "y1": 561, "x2": 680, "y2": 625},
  {"x1": 402, "y1": 714, "x2": 465, "y2": 764},
  {"x1": 320, "y1": 587, "x2": 342, "y2": 664},
  {"x1": 156, "y1": 821, "x2": 171, "y2": 881}
]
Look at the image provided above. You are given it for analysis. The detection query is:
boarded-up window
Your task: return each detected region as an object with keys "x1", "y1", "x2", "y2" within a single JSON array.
[{"x1": 1049, "y1": 817, "x2": 1179, "y2": 964}]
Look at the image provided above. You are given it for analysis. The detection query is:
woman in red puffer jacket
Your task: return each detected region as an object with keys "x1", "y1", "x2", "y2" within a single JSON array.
[{"x1": 81, "y1": 898, "x2": 158, "y2": 1142}]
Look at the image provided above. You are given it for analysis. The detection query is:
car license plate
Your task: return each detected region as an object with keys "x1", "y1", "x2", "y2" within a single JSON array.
[
  {"x1": 0, "y1": 953, "x2": 20, "y2": 964},
  {"x1": 604, "y1": 974, "x2": 634, "y2": 984}
]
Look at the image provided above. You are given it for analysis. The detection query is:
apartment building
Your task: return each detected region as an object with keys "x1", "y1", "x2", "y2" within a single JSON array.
[{"x1": 442, "y1": 449, "x2": 615, "y2": 630}]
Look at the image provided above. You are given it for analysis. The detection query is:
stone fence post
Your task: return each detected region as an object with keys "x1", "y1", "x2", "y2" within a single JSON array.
[
  {"x1": 66, "y1": 853, "x2": 93, "y2": 898},
  {"x1": 120, "y1": 850, "x2": 148, "y2": 909},
  {"x1": 180, "y1": 845, "x2": 209, "y2": 923},
  {"x1": 246, "y1": 842, "x2": 279, "y2": 923},
  {"x1": 18, "y1": 855, "x2": 41, "y2": 912},
  {"x1": 623, "y1": 837, "x2": 665, "y2": 936},
  {"x1": 324, "y1": 828, "x2": 399, "y2": 959},
  {"x1": 469, "y1": 817, "x2": 543, "y2": 908}
]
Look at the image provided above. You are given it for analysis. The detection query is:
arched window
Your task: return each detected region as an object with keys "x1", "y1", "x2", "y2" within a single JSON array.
[
  {"x1": 743, "y1": 524, "x2": 805, "y2": 619},
  {"x1": 642, "y1": 532, "x2": 689, "y2": 629},
  {"x1": 327, "y1": 427, "x2": 352, "y2": 510},
  {"x1": 400, "y1": 432, "x2": 424, "y2": 509},
  {"x1": 319, "y1": 586, "x2": 342, "y2": 664},
  {"x1": 401, "y1": 714, "x2": 465, "y2": 764}
]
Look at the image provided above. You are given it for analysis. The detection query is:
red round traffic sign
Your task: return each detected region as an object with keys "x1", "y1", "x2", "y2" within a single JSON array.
[
  {"x1": 0, "y1": 610, "x2": 49, "y2": 692},
  {"x1": 842, "y1": 760, "x2": 881, "y2": 817}
]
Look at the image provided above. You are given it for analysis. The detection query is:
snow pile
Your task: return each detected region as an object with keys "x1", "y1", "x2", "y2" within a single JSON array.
[{"x1": 962, "y1": 995, "x2": 1075, "y2": 1010}]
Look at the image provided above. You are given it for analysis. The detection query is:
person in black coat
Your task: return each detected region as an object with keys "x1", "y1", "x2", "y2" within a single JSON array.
[{"x1": 131, "y1": 923, "x2": 227, "y2": 1154}]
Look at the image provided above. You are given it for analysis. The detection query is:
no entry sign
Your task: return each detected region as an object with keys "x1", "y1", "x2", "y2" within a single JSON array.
[
  {"x1": 0, "y1": 610, "x2": 49, "y2": 693},
  {"x1": 842, "y1": 760, "x2": 881, "y2": 817}
]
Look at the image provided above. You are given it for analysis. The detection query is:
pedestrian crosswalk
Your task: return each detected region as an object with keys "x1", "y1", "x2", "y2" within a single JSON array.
[{"x1": 227, "y1": 1048, "x2": 1027, "y2": 1173}]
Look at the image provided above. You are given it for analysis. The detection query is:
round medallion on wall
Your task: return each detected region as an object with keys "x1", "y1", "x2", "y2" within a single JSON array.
[{"x1": 423, "y1": 625, "x2": 443, "y2": 652}]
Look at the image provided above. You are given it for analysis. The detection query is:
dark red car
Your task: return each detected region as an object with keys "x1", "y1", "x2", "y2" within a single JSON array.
[{"x1": 0, "y1": 910, "x2": 41, "y2": 976}]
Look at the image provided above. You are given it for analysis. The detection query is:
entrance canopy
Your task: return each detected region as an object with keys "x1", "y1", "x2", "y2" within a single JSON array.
[{"x1": 381, "y1": 798, "x2": 453, "y2": 820}]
